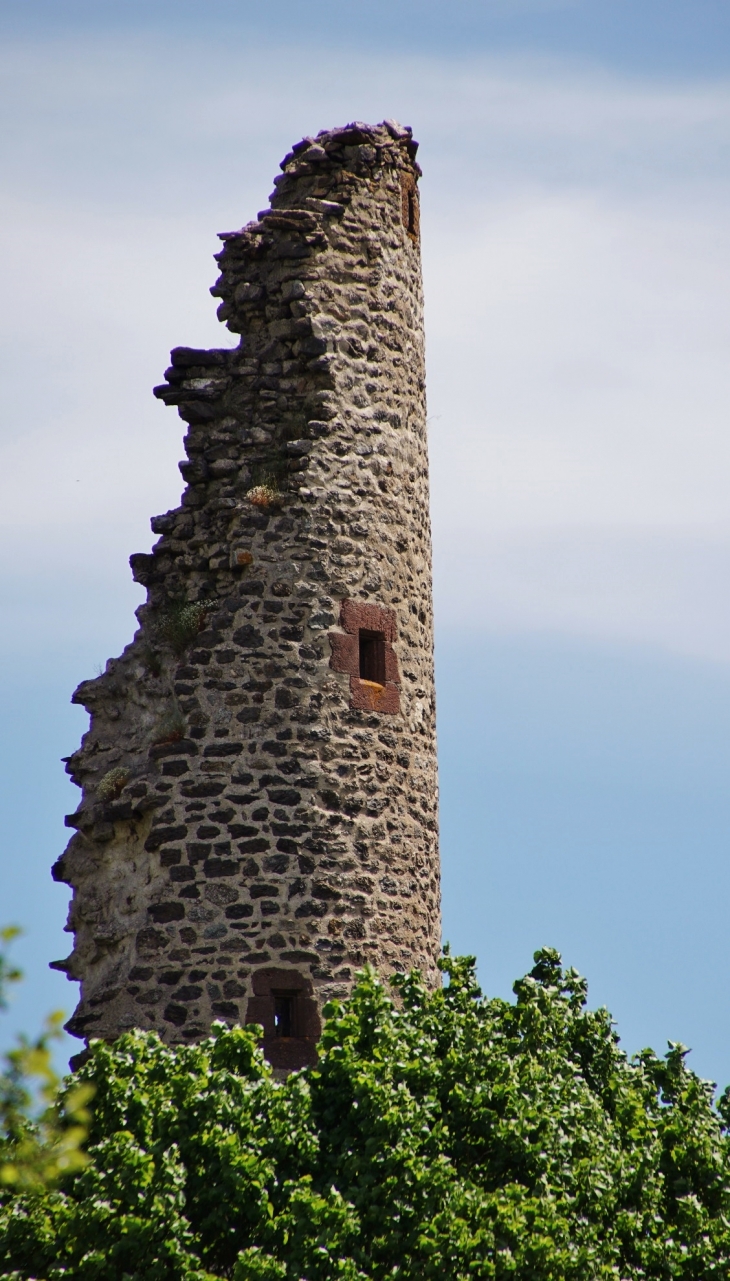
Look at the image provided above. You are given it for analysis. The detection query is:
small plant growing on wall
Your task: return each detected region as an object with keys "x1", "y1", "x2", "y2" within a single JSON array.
[
  {"x1": 151, "y1": 705, "x2": 186, "y2": 746},
  {"x1": 96, "y1": 767, "x2": 129, "y2": 802},
  {"x1": 244, "y1": 460, "x2": 287, "y2": 509},
  {"x1": 139, "y1": 645, "x2": 163, "y2": 678},
  {"x1": 245, "y1": 475, "x2": 280, "y2": 508},
  {"x1": 151, "y1": 599, "x2": 217, "y2": 657}
]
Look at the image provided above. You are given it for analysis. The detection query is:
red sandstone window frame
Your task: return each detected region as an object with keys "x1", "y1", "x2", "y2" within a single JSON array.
[{"x1": 329, "y1": 600, "x2": 401, "y2": 715}]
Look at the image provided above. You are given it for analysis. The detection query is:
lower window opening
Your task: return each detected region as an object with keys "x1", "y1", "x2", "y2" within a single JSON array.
[{"x1": 273, "y1": 991, "x2": 297, "y2": 1038}]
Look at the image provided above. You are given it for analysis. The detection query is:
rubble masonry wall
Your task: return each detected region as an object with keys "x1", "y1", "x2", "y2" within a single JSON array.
[{"x1": 53, "y1": 120, "x2": 440, "y2": 1069}]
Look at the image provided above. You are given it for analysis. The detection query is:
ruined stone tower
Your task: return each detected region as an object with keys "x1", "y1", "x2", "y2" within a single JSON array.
[{"x1": 53, "y1": 120, "x2": 439, "y2": 1070}]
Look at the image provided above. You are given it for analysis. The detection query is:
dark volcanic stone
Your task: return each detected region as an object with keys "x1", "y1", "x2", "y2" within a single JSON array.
[{"x1": 149, "y1": 902, "x2": 186, "y2": 923}]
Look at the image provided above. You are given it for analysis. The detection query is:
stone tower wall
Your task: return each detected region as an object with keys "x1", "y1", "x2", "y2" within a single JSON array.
[{"x1": 53, "y1": 120, "x2": 440, "y2": 1069}]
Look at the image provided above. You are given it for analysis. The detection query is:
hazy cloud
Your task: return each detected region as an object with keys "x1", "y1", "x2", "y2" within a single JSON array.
[{"x1": 2, "y1": 36, "x2": 730, "y2": 663}]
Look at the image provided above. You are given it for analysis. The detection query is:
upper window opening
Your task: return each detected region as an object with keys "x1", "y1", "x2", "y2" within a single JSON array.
[
  {"x1": 359, "y1": 630, "x2": 386, "y2": 685},
  {"x1": 400, "y1": 173, "x2": 419, "y2": 239},
  {"x1": 407, "y1": 189, "x2": 417, "y2": 236},
  {"x1": 273, "y1": 991, "x2": 297, "y2": 1038}
]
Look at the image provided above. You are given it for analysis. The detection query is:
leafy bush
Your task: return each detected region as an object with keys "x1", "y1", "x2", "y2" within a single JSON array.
[
  {"x1": 2, "y1": 948, "x2": 730, "y2": 1279},
  {"x1": 0, "y1": 929, "x2": 93, "y2": 1195}
]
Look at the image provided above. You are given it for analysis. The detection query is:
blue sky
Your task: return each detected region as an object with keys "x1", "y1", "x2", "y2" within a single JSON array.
[
  {"x1": 5, "y1": 0, "x2": 730, "y2": 74},
  {"x1": 3, "y1": 0, "x2": 730, "y2": 1086}
]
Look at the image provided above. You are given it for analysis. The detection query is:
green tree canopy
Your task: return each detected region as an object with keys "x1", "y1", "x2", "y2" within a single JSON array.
[
  {"x1": 2, "y1": 947, "x2": 730, "y2": 1279},
  {"x1": 0, "y1": 928, "x2": 92, "y2": 1195}
]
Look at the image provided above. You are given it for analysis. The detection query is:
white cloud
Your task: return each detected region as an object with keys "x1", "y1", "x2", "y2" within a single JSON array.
[
  {"x1": 2, "y1": 36, "x2": 730, "y2": 661},
  {"x1": 433, "y1": 529, "x2": 730, "y2": 661},
  {"x1": 426, "y1": 191, "x2": 730, "y2": 532}
]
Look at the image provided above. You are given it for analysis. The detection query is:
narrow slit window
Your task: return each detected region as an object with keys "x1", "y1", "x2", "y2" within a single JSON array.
[
  {"x1": 273, "y1": 991, "x2": 296, "y2": 1038},
  {"x1": 407, "y1": 189, "x2": 417, "y2": 235},
  {"x1": 359, "y1": 630, "x2": 386, "y2": 685}
]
